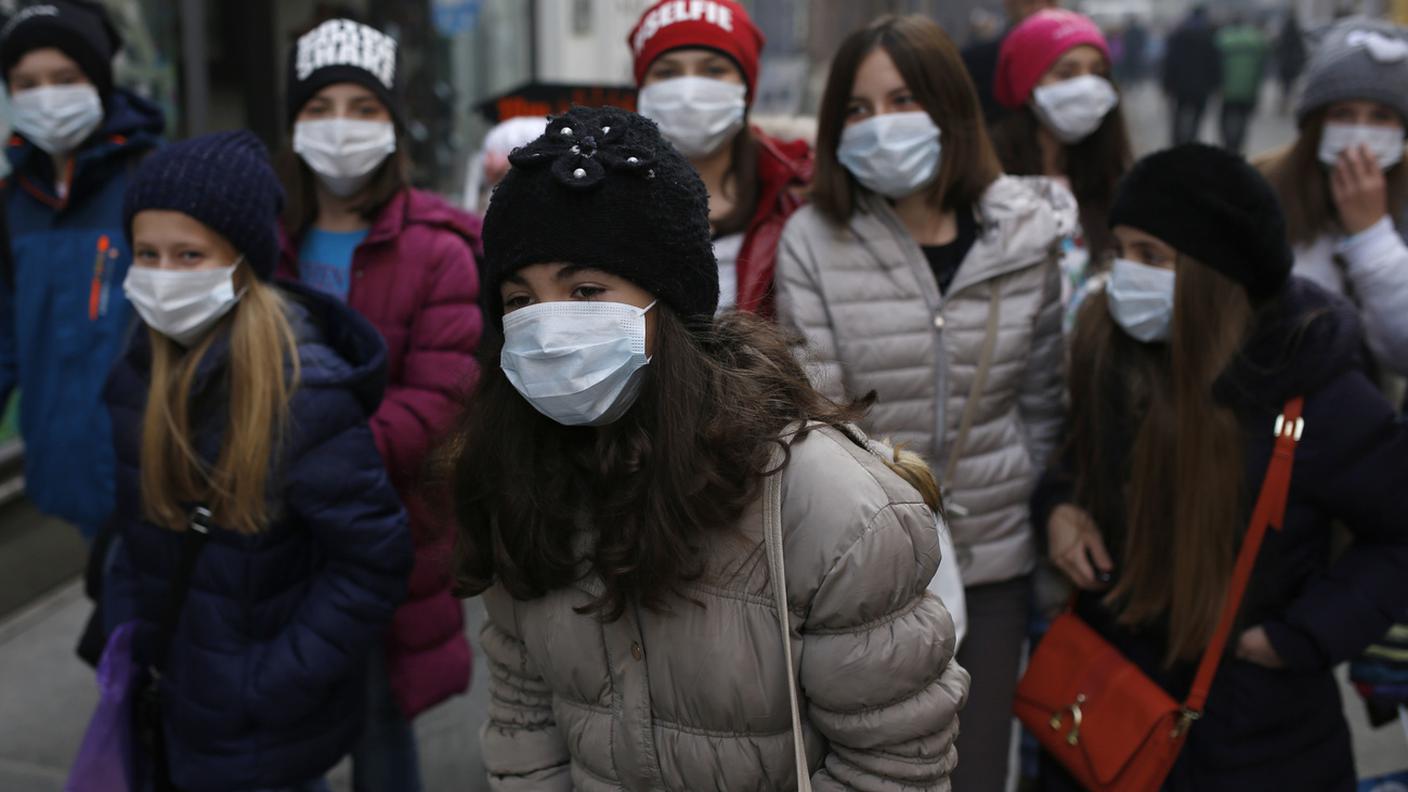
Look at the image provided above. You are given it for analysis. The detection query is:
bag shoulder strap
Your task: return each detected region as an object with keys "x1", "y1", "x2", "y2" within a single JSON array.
[
  {"x1": 942, "y1": 277, "x2": 1005, "y2": 485},
  {"x1": 763, "y1": 433, "x2": 813, "y2": 792},
  {"x1": 150, "y1": 506, "x2": 214, "y2": 675},
  {"x1": 1183, "y1": 397, "x2": 1305, "y2": 719}
]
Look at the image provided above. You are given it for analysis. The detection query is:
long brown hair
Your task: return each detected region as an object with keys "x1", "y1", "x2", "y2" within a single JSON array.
[
  {"x1": 991, "y1": 105, "x2": 1133, "y2": 263},
  {"x1": 446, "y1": 309, "x2": 865, "y2": 620},
  {"x1": 813, "y1": 14, "x2": 1002, "y2": 226},
  {"x1": 709, "y1": 124, "x2": 762, "y2": 237},
  {"x1": 1067, "y1": 258, "x2": 1253, "y2": 664},
  {"x1": 140, "y1": 266, "x2": 301, "y2": 534},
  {"x1": 1260, "y1": 110, "x2": 1408, "y2": 246}
]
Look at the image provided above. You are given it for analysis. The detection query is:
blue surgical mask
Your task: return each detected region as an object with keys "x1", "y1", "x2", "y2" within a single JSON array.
[
  {"x1": 500, "y1": 300, "x2": 656, "y2": 426},
  {"x1": 837, "y1": 111, "x2": 942, "y2": 199},
  {"x1": 1106, "y1": 258, "x2": 1176, "y2": 343}
]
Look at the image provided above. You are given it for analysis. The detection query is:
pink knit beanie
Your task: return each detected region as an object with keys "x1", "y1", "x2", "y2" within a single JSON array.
[{"x1": 995, "y1": 9, "x2": 1110, "y2": 109}]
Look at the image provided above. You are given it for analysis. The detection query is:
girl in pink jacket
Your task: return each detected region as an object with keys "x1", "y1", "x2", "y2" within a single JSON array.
[{"x1": 274, "y1": 18, "x2": 480, "y2": 792}]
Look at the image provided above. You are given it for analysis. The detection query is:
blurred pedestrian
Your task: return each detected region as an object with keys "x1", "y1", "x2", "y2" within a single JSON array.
[
  {"x1": 962, "y1": 0, "x2": 1056, "y2": 124},
  {"x1": 1216, "y1": 14, "x2": 1269, "y2": 154},
  {"x1": 456, "y1": 105, "x2": 964, "y2": 789},
  {"x1": 992, "y1": 8, "x2": 1134, "y2": 324},
  {"x1": 1033, "y1": 143, "x2": 1408, "y2": 791},
  {"x1": 1275, "y1": 12, "x2": 1308, "y2": 114},
  {"x1": 629, "y1": 0, "x2": 810, "y2": 316},
  {"x1": 102, "y1": 130, "x2": 412, "y2": 792},
  {"x1": 274, "y1": 18, "x2": 479, "y2": 792},
  {"x1": 1162, "y1": 6, "x2": 1222, "y2": 145},
  {"x1": 774, "y1": 16, "x2": 1073, "y2": 792},
  {"x1": 463, "y1": 115, "x2": 546, "y2": 213},
  {"x1": 0, "y1": 0, "x2": 163, "y2": 540},
  {"x1": 1119, "y1": 15, "x2": 1149, "y2": 84},
  {"x1": 1257, "y1": 18, "x2": 1408, "y2": 379}
]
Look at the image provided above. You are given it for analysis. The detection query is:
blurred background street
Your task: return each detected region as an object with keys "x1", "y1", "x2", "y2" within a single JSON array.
[{"x1": 2, "y1": 0, "x2": 1408, "y2": 789}]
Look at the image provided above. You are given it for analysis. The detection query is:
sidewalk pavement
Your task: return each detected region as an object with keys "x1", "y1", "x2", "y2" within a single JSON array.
[
  {"x1": 0, "y1": 580, "x2": 491, "y2": 792},
  {"x1": 2, "y1": 578, "x2": 1404, "y2": 790}
]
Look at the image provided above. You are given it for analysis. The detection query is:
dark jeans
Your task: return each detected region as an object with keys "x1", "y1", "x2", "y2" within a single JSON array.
[
  {"x1": 1171, "y1": 96, "x2": 1209, "y2": 145},
  {"x1": 352, "y1": 648, "x2": 423, "y2": 792},
  {"x1": 951, "y1": 575, "x2": 1033, "y2": 792},
  {"x1": 1221, "y1": 101, "x2": 1257, "y2": 154}
]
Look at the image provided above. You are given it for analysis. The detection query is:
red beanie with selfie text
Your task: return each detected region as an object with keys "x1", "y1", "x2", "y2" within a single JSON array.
[
  {"x1": 995, "y1": 9, "x2": 1109, "y2": 109},
  {"x1": 628, "y1": 0, "x2": 765, "y2": 100}
]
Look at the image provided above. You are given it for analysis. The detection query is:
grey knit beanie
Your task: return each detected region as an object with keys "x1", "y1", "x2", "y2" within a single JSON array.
[{"x1": 1297, "y1": 17, "x2": 1408, "y2": 124}]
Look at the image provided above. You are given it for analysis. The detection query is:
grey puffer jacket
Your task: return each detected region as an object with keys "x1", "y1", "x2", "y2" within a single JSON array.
[
  {"x1": 479, "y1": 425, "x2": 967, "y2": 791},
  {"x1": 775, "y1": 176, "x2": 1074, "y2": 587}
]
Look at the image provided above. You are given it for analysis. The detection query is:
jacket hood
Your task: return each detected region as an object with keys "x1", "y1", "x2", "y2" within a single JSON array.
[
  {"x1": 6, "y1": 86, "x2": 163, "y2": 174},
  {"x1": 1215, "y1": 277, "x2": 1366, "y2": 410},
  {"x1": 279, "y1": 281, "x2": 388, "y2": 417},
  {"x1": 367, "y1": 188, "x2": 482, "y2": 253}
]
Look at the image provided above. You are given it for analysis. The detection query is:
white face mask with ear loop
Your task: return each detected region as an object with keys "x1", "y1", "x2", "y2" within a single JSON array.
[
  {"x1": 837, "y1": 111, "x2": 943, "y2": 199},
  {"x1": 9, "y1": 83, "x2": 105, "y2": 156},
  {"x1": 1106, "y1": 257, "x2": 1176, "y2": 343},
  {"x1": 293, "y1": 118, "x2": 397, "y2": 197},
  {"x1": 123, "y1": 258, "x2": 246, "y2": 347},
  {"x1": 500, "y1": 300, "x2": 658, "y2": 427},
  {"x1": 636, "y1": 76, "x2": 747, "y2": 159},
  {"x1": 1031, "y1": 74, "x2": 1120, "y2": 144},
  {"x1": 1317, "y1": 122, "x2": 1406, "y2": 170}
]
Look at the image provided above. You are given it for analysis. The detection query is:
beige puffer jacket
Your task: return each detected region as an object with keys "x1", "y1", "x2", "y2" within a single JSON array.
[
  {"x1": 774, "y1": 176, "x2": 1074, "y2": 587},
  {"x1": 479, "y1": 425, "x2": 968, "y2": 791}
]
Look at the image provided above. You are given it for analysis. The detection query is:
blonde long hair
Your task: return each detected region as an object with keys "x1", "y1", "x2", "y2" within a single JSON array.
[{"x1": 140, "y1": 264, "x2": 301, "y2": 534}]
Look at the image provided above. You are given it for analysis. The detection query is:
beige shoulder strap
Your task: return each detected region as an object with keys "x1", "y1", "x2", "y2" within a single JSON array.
[
  {"x1": 941, "y1": 277, "x2": 1005, "y2": 484},
  {"x1": 763, "y1": 434, "x2": 813, "y2": 792}
]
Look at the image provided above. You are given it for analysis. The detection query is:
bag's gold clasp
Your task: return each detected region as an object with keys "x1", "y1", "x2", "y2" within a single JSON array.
[
  {"x1": 1171, "y1": 707, "x2": 1201, "y2": 739},
  {"x1": 1049, "y1": 694, "x2": 1086, "y2": 746}
]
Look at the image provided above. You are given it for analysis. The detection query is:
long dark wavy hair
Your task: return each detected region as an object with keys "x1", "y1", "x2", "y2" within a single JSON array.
[
  {"x1": 991, "y1": 105, "x2": 1133, "y2": 264},
  {"x1": 444, "y1": 308, "x2": 866, "y2": 621}
]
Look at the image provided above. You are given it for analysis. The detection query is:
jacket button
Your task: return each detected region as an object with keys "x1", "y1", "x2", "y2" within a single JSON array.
[
  {"x1": 933, "y1": 314, "x2": 946, "y2": 330},
  {"x1": 631, "y1": 642, "x2": 643, "y2": 661}
]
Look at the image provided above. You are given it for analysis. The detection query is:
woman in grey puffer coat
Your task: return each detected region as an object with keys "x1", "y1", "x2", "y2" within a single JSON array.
[
  {"x1": 450, "y1": 106, "x2": 966, "y2": 791},
  {"x1": 774, "y1": 17, "x2": 1073, "y2": 792}
]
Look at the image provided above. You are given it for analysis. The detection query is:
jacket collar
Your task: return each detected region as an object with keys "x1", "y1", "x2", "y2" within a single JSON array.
[{"x1": 852, "y1": 174, "x2": 1074, "y2": 296}]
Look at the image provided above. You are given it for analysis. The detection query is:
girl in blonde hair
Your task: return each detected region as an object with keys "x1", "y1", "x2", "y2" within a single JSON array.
[{"x1": 100, "y1": 130, "x2": 411, "y2": 792}]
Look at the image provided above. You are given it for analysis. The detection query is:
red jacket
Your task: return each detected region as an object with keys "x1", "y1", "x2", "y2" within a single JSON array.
[
  {"x1": 735, "y1": 131, "x2": 812, "y2": 317},
  {"x1": 279, "y1": 188, "x2": 481, "y2": 719}
]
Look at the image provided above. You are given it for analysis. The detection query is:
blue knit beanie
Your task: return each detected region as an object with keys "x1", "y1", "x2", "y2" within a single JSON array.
[{"x1": 123, "y1": 130, "x2": 285, "y2": 279}]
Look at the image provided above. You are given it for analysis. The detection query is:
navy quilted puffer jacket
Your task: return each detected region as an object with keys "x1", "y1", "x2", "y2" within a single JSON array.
[{"x1": 102, "y1": 282, "x2": 412, "y2": 791}]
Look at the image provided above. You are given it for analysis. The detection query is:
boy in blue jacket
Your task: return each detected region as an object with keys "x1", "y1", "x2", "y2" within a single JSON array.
[{"x1": 0, "y1": 0, "x2": 163, "y2": 537}]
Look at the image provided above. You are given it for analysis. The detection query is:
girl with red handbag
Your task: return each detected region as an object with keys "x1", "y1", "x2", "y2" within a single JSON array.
[{"x1": 1029, "y1": 143, "x2": 1408, "y2": 791}]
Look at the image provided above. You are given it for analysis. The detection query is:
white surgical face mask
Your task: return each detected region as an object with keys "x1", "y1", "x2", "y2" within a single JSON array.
[
  {"x1": 1317, "y1": 122, "x2": 1406, "y2": 170},
  {"x1": 10, "y1": 84, "x2": 104, "y2": 156},
  {"x1": 636, "y1": 76, "x2": 746, "y2": 159},
  {"x1": 1032, "y1": 74, "x2": 1119, "y2": 144},
  {"x1": 500, "y1": 300, "x2": 657, "y2": 427},
  {"x1": 123, "y1": 260, "x2": 243, "y2": 347},
  {"x1": 837, "y1": 111, "x2": 942, "y2": 199},
  {"x1": 293, "y1": 118, "x2": 397, "y2": 197},
  {"x1": 1106, "y1": 257, "x2": 1176, "y2": 343}
]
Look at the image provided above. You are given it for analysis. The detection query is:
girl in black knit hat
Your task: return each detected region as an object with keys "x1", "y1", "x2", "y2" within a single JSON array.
[
  {"x1": 1031, "y1": 143, "x2": 1408, "y2": 792},
  {"x1": 446, "y1": 105, "x2": 966, "y2": 789},
  {"x1": 92, "y1": 130, "x2": 411, "y2": 792}
]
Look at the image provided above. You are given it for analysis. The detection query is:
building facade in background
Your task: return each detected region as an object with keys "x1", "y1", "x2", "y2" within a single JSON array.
[{"x1": 0, "y1": 0, "x2": 1396, "y2": 198}]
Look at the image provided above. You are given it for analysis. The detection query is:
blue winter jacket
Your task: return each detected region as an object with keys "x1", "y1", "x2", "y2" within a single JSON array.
[
  {"x1": 0, "y1": 88, "x2": 164, "y2": 532},
  {"x1": 1034, "y1": 279, "x2": 1408, "y2": 792},
  {"x1": 103, "y1": 283, "x2": 413, "y2": 791}
]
